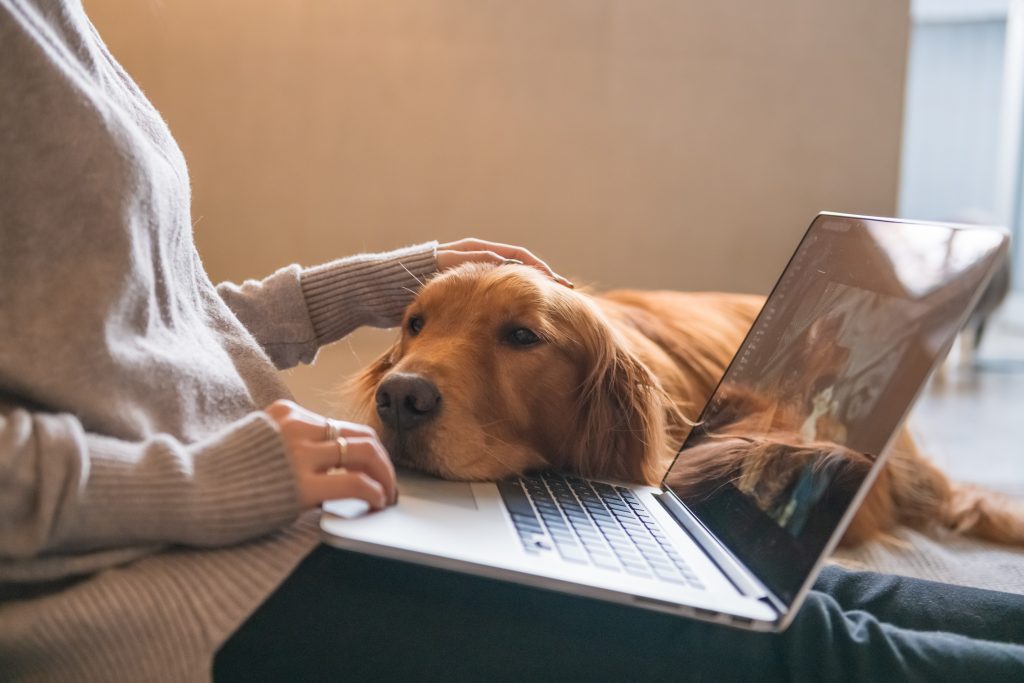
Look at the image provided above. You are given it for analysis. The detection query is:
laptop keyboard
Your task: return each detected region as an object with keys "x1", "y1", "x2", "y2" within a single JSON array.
[{"x1": 498, "y1": 472, "x2": 704, "y2": 589}]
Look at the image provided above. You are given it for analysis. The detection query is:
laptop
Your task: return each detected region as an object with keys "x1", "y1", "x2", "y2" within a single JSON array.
[{"x1": 320, "y1": 212, "x2": 1009, "y2": 632}]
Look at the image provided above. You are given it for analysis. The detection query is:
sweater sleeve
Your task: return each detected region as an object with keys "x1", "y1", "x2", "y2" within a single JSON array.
[
  {"x1": 215, "y1": 242, "x2": 438, "y2": 370},
  {"x1": 0, "y1": 405, "x2": 301, "y2": 560}
]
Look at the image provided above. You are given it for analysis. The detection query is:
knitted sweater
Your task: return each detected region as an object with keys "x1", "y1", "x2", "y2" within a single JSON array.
[{"x1": 0, "y1": 1, "x2": 436, "y2": 679}]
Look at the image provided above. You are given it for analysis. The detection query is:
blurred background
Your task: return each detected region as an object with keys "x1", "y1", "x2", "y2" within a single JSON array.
[{"x1": 87, "y1": 0, "x2": 1022, "y2": 492}]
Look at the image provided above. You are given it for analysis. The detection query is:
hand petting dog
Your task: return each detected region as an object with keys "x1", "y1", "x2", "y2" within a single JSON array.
[{"x1": 437, "y1": 237, "x2": 574, "y2": 289}]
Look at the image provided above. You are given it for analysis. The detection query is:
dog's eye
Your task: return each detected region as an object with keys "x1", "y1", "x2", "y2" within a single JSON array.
[
  {"x1": 504, "y1": 327, "x2": 541, "y2": 347},
  {"x1": 408, "y1": 315, "x2": 425, "y2": 336}
]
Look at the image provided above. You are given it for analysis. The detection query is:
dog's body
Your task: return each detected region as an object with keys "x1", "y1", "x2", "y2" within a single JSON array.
[{"x1": 355, "y1": 263, "x2": 1024, "y2": 547}]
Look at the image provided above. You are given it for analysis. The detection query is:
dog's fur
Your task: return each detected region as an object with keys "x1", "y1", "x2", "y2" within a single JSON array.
[{"x1": 353, "y1": 263, "x2": 1024, "y2": 547}]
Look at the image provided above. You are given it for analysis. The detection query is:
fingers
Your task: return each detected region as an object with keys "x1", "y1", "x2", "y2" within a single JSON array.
[
  {"x1": 438, "y1": 238, "x2": 574, "y2": 288},
  {"x1": 340, "y1": 438, "x2": 397, "y2": 506},
  {"x1": 455, "y1": 239, "x2": 553, "y2": 277},
  {"x1": 300, "y1": 437, "x2": 397, "y2": 504},
  {"x1": 331, "y1": 420, "x2": 379, "y2": 440},
  {"x1": 264, "y1": 399, "x2": 398, "y2": 509},
  {"x1": 264, "y1": 399, "x2": 331, "y2": 440},
  {"x1": 265, "y1": 400, "x2": 380, "y2": 441},
  {"x1": 296, "y1": 470, "x2": 387, "y2": 511},
  {"x1": 289, "y1": 438, "x2": 397, "y2": 509}
]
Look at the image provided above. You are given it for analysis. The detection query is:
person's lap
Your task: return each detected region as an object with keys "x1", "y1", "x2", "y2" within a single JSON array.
[
  {"x1": 214, "y1": 545, "x2": 1024, "y2": 682},
  {"x1": 812, "y1": 563, "x2": 1024, "y2": 644}
]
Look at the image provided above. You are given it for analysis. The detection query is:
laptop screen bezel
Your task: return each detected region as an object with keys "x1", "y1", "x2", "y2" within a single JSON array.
[{"x1": 658, "y1": 212, "x2": 1009, "y2": 618}]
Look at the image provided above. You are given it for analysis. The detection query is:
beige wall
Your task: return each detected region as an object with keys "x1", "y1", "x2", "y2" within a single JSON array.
[{"x1": 86, "y1": 0, "x2": 909, "y2": 415}]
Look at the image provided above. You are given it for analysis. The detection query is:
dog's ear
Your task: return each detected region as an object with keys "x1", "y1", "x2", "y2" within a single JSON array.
[
  {"x1": 562, "y1": 300, "x2": 667, "y2": 485},
  {"x1": 346, "y1": 341, "x2": 400, "y2": 422}
]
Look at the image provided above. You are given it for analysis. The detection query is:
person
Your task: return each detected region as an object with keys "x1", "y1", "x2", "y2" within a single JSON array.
[
  {"x1": 1, "y1": 1, "x2": 568, "y2": 678},
  {"x1": 2, "y1": 1, "x2": 1023, "y2": 681}
]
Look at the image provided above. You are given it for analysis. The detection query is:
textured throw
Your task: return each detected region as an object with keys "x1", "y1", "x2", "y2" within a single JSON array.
[{"x1": 835, "y1": 528, "x2": 1024, "y2": 597}]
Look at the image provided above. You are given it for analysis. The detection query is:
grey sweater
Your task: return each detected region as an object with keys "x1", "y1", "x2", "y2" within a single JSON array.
[{"x1": 0, "y1": 1, "x2": 436, "y2": 679}]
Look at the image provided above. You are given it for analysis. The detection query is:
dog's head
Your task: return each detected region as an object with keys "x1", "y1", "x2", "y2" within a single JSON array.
[{"x1": 352, "y1": 263, "x2": 668, "y2": 484}]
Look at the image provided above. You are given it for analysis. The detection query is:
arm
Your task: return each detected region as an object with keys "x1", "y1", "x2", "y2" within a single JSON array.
[
  {"x1": 0, "y1": 399, "x2": 399, "y2": 562},
  {"x1": 216, "y1": 238, "x2": 571, "y2": 371},
  {"x1": 0, "y1": 404, "x2": 300, "y2": 559},
  {"x1": 216, "y1": 243, "x2": 438, "y2": 370}
]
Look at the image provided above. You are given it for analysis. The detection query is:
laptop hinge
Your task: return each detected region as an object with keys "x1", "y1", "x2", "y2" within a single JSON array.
[{"x1": 656, "y1": 491, "x2": 780, "y2": 608}]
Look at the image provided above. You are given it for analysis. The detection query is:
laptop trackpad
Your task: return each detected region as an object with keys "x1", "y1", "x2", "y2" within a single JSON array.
[{"x1": 397, "y1": 467, "x2": 479, "y2": 510}]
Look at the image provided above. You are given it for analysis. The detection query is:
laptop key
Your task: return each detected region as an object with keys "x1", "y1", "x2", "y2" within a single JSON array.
[
  {"x1": 556, "y1": 544, "x2": 588, "y2": 564},
  {"x1": 617, "y1": 552, "x2": 645, "y2": 565},
  {"x1": 582, "y1": 545, "x2": 609, "y2": 558},
  {"x1": 604, "y1": 531, "x2": 632, "y2": 545},
  {"x1": 511, "y1": 511, "x2": 539, "y2": 524},
  {"x1": 590, "y1": 556, "x2": 621, "y2": 571},
  {"x1": 647, "y1": 557, "x2": 677, "y2": 573},
  {"x1": 632, "y1": 534, "x2": 660, "y2": 547},
  {"x1": 637, "y1": 547, "x2": 666, "y2": 562},
  {"x1": 615, "y1": 546, "x2": 644, "y2": 560},
  {"x1": 652, "y1": 567, "x2": 687, "y2": 584},
  {"x1": 517, "y1": 530, "x2": 539, "y2": 543},
  {"x1": 606, "y1": 541, "x2": 633, "y2": 556},
  {"x1": 498, "y1": 480, "x2": 537, "y2": 518},
  {"x1": 622, "y1": 565, "x2": 652, "y2": 578}
]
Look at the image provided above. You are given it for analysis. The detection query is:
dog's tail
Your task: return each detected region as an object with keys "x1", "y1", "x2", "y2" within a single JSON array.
[
  {"x1": 943, "y1": 483, "x2": 1024, "y2": 545},
  {"x1": 883, "y1": 431, "x2": 1024, "y2": 545}
]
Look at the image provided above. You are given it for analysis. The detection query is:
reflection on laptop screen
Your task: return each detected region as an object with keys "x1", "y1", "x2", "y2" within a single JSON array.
[{"x1": 664, "y1": 215, "x2": 1007, "y2": 605}]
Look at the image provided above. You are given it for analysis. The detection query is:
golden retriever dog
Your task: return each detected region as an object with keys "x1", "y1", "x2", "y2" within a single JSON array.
[{"x1": 353, "y1": 263, "x2": 1024, "y2": 548}]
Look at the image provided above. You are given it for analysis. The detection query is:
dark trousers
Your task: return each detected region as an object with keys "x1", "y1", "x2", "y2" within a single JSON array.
[{"x1": 214, "y1": 544, "x2": 1024, "y2": 681}]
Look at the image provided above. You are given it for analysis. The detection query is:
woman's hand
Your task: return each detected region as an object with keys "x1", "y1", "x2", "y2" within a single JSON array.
[
  {"x1": 264, "y1": 399, "x2": 397, "y2": 510},
  {"x1": 437, "y1": 238, "x2": 573, "y2": 288}
]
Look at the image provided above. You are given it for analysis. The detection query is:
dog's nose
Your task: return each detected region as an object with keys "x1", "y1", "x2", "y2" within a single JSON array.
[{"x1": 376, "y1": 373, "x2": 441, "y2": 429}]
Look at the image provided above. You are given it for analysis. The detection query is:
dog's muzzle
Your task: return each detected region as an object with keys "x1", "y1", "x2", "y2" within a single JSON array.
[{"x1": 375, "y1": 372, "x2": 442, "y2": 431}]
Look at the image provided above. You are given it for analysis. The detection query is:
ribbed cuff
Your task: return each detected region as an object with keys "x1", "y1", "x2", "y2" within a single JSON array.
[
  {"x1": 300, "y1": 241, "x2": 438, "y2": 347},
  {"x1": 76, "y1": 413, "x2": 301, "y2": 549}
]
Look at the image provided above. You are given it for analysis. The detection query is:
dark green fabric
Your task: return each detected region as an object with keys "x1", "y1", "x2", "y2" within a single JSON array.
[{"x1": 214, "y1": 545, "x2": 1024, "y2": 682}]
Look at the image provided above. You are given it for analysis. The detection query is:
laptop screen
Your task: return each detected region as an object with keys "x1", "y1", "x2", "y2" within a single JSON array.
[{"x1": 663, "y1": 214, "x2": 1008, "y2": 607}]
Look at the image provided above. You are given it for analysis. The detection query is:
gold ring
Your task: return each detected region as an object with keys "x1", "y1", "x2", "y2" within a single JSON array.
[
  {"x1": 335, "y1": 436, "x2": 349, "y2": 469},
  {"x1": 503, "y1": 258, "x2": 524, "y2": 266},
  {"x1": 325, "y1": 420, "x2": 339, "y2": 442}
]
